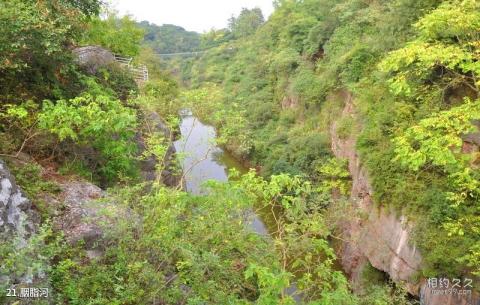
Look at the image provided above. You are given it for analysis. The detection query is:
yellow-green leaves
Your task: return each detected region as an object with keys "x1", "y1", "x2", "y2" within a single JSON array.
[
  {"x1": 380, "y1": 42, "x2": 475, "y2": 96},
  {"x1": 393, "y1": 99, "x2": 480, "y2": 275},
  {"x1": 245, "y1": 264, "x2": 295, "y2": 305},
  {"x1": 380, "y1": 0, "x2": 480, "y2": 97},
  {"x1": 316, "y1": 158, "x2": 351, "y2": 196},
  {"x1": 393, "y1": 98, "x2": 480, "y2": 172},
  {"x1": 38, "y1": 95, "x2": 138, "y2": 181},
  {"x1": 81, "y1": 14, "x2": 145, "y2": 57},
  {"x1": 415, "y1": 0, "x2": 480, "y2": 41},
  {"x1": 0, "y1": 0, "x2": 80, "y2": 71}
]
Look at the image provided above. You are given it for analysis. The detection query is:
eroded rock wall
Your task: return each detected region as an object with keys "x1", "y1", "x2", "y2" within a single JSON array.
[
  {"x1": 329, "y1": 91, "x2": 421, "y2": 294},
  {"x1": 329, "y1": 91, "x2": 480, "y2": 305}
]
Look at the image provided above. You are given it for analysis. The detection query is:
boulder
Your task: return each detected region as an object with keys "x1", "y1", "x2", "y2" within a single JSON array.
[
  {"x1": 54, "y1": 180, "x2": 128, "y2": 255},
  {"x1": 0, "y1": 160, "x2": 38, "y2": 239},
  {"x1": 55, "y1": 181, "x2": 104, "y2": 248},
  {"x1": 73, "y1": 45, "x2": 116, "y2": 74}
]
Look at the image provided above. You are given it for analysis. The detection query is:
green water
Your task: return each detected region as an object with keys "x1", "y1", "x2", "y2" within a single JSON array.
[
  {"x1": 174, "y1": 112, "x2": 310, "y2": 302},
  {"x1": 173, "y1": 112, "x2": 270, "y2": 235}
]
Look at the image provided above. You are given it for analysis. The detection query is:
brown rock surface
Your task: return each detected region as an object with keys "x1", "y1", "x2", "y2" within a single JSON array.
[
  {"x1": 329, "y1": 91, "x2": 421, "y2": 294},
  {"x1": 281, "y1": 95, "x2": 299, "y2": 110},
  {"x1": 55, "y1": 181, "x2": 104, "y2": 247},
  {"x1": 54, "y1": 180, "x2": 128, "y2": 254},
  {"x1": 73, "y1": 45, "x2": 116, "y2": 74},
  {"x1": 329, "y1": 91, "x2": 480, "y2": 305}
]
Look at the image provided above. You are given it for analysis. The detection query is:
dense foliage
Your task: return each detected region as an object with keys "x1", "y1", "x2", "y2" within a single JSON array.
[
  {"x1": 0, "y1": 0, "x2": 91, "y2": 102},
  {"x1": 140, "y1": 22, "x2": 202, "y2": 54},
  {"x1": 50, "y1": 172, "x2": 408, "y2": 305},
  {"x1": 2, "y1": 0, "x2": 480, "y2": 304},
  {"x1": 171, "y1": 0, "x2": 480, "y2": 285},
  {"x1": 82, "y1": 13, "x2": 145, "y2": 57},
  {"x1": 228, "y1": 8, "x2": 265, "y2": 39}
]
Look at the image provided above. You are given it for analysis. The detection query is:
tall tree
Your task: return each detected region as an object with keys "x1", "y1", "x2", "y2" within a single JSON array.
[
  {"x1": 228, "y1": 8, "x2": 265, "y2": 38},
  {"x1": 139, "y1": 22, "x2": 201, "y2": 53}
]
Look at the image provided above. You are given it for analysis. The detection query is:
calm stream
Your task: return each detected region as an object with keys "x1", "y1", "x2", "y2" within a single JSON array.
[
  {"x1": 173, "y1": 111, "x2": 269, "y2": 235},
  {"x1": 174, "y1": 111, "x2": 301, "y2": 300}
]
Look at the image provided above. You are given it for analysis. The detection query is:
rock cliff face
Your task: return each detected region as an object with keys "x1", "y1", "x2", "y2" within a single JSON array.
[
  {"x1": 0, "y1": 160, "x2": 39, "y2": 239},
  {"x1": 329, "y1": 91, "x2": 480, "y2": 305},
  {"x1": 329, "y1": 91, "x2": 422, "y2": 295}
]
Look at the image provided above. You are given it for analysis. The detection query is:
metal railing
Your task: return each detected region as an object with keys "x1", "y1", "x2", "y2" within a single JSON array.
[
  {"x1": 114, "y1": 55, "x2": 133, "y2": 66},
  {"x1": 114, "y1": 54, "x2": 149, "y2": 83},
  {"x1": 130, "y1": 65, "x2": 149, "y2": 83},
  {"x1": 72, "y1": 47, "x2": 149, "y2": 84}
]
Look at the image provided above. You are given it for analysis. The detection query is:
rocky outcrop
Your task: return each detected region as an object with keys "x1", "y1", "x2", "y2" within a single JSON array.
[
  {"x1": 73, "y1": 45, "x2": 116, "y2": 74},
  {"x1": 55, "y1": 181, "x2": 103, "y2": 246},
  {"x1": 329, "y1": 91, "x2": 480, "y2": 305},
  {"x1": 54, "y1": 180, "x2": 129, "y2": 258},
  {"x1": 329, "y1": 91, "x2": 422, "y2": 294},
  {"x1": 0, "y1": 160, "x2": 48, "y2": 303},
  {"x1": 0, "y1": 160, "x2": 39, "y2": 239}
]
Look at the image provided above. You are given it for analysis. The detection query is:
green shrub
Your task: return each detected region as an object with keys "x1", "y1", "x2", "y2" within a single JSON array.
[
  {"x1": 81, "y1": 14, "x2": 145, "y2": 57},
  {"x1": 58, "y1": 159, "x2": 95, "y2": 182},
  {"x1": 10, "y1": 162, "x2": 53, "y2": 193},
  {"x1": 292, "y1": 67, "x2": 326, "y2": 106},
  {"x1": 95, "y1": 64, "x2": 139, "y2": 102},
  {"x1": 39, "y1": 95, "x2": 139, "y2": 183},
  {"x1": 336, "y1": 116, "x2": 354, "y2": 140},
  {"x1": 340, "y1": 48, "x2": 377, "y2": 84}
]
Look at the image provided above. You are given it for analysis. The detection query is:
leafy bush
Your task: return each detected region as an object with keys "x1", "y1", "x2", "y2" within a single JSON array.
[
  {"x1": 81, "y1": 13, "x2": 145, "y2": 57},
  {"x1": 0, "y1": 0, "x2": 95, "y2": 103},
  {"x1": 95, "y1": 64, "x2": 139, "y2": 101},
  {"x1": 39, "y1": 95, "x2": 139, "y2": 183},
  {"x1": 292, "y1": 67, "x2": 326, "y2": 106},
  {"x1": 51, "y1": 181, "x2": 272, "y2": 304},
  {"x1": 51, "y1": 172, "x2": 382, "y2": 304}
]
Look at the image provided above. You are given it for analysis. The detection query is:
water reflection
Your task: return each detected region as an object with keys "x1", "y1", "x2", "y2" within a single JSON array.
[{"x1": 174, "y1": 113, "x2": 269, "y2": 235}]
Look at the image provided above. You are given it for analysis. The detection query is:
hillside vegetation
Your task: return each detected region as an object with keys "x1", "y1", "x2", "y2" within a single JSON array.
[
  {"x1": 172, "y1": 0, "x2": 480, "y2": 283},
  {"x1": 139, "y1": 22, "x2": 202, "y2": 54},
  {"x1": 0, "y1": 0, "x2": 479, "y2": 304}
]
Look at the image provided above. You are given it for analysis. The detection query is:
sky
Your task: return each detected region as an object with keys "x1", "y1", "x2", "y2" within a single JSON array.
[{"x1": 109, "y1": 0, "x2": 275, "y2": 33}]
